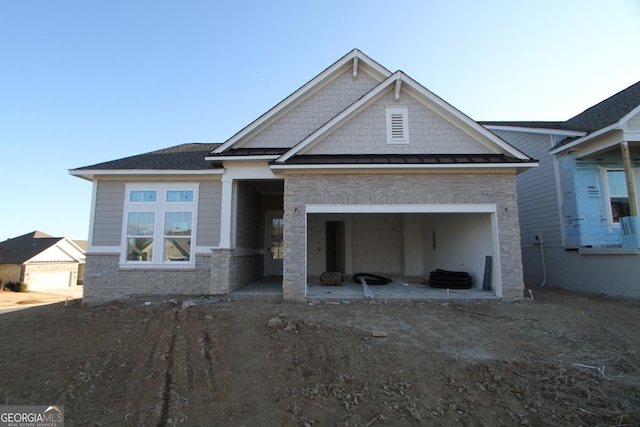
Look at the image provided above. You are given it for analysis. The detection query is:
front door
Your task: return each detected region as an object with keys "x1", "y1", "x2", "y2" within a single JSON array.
[{"x1": 264, "y1": 212, "x2": 284, "y2": 276}]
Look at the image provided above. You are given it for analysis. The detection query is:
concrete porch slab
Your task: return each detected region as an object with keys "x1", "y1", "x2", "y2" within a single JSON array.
[
  {"x1": 306, "y1": 280, "x2": 498, "y2": 302},
  {"x1": 231, "y1": 276, "x2": 498, "y2": 302}
]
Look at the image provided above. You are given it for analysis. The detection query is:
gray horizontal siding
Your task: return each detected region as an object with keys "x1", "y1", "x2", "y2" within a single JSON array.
[
  {"x1": 92, "y1": 181, "x2": 125, "y2": 246},
  {"x1": 196, "y1": 180, "x2": 222, "y2": 246},
  {"x1": 92, "y1": 180, "x2": 221, "y2": 248},
  {"x1": 492, "y1": 129, "x2": 563, "y2": 247}
]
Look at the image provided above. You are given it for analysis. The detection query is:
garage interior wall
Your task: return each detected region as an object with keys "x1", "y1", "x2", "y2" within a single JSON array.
[{"x1": 307, "y1": 212, "x2": 495, "y2": 288}]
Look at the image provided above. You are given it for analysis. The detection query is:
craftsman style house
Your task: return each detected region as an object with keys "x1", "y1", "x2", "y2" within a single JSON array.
[
  {"x1": 70, "y1": 49, "x2": 537, "y2": 303},
  {"x1": 485, "y1": 80, "x2": 640, "y2": 298}
]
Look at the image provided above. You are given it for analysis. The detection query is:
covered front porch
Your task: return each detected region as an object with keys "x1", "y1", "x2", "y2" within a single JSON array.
[{"x1": 231, "y1": 275, "x2": 498, "y2": 302}]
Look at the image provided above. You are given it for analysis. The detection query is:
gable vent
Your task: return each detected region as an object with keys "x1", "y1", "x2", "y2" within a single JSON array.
[
  {"x1": 390, "y1": 113, "x2": 405, "y2": 139},
  {"x1": 386, "y1": 107, "x2": 409, "y2": 144}
]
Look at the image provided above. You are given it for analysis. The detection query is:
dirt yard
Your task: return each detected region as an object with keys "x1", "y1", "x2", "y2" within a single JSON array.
[{"x1": 1, "y1": 288, "x2": 639, "y2": 426}]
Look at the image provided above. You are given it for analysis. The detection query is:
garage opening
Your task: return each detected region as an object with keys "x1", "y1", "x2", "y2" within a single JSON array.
[{"x1": 306, "y1": 205, "x2": 501, "y2": 299}]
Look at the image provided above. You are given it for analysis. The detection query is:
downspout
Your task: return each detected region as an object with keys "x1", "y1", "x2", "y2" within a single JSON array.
[
  {"x1": 533, "y1": 231, "x2": 547, "y2": 287},
  {"x1": 621, "y1": 141, "x2": 638, "y2": 216},
  {"x1": 537, "y1": 239, "x2": 547, "y2": 287}
]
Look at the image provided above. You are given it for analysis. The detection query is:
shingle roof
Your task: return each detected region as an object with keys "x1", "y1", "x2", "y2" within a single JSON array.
[
  {"x1": 482, "y1": 81, "x2": 640, "y2": 136},
  {"x1": 559, "y1": 80, "x2": 640, "y2": 133},
  {"x1": 0, "y1": 231, "x2": 62, "y2": 264},
  {"x1": 277, "y1": 153, "x2": 535, "y2": 165},
  {"x1": 72, "y1": 143, "x2": 221, "y2": 171}
]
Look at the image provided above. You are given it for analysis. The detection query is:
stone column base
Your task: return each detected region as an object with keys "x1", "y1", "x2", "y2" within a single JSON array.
[{"x1": 210, "y1": 248, "x2": 235, "y2": 294}]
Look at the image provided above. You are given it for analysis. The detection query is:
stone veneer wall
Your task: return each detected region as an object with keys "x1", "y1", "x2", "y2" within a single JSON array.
[
  {"x1": 84, "y1": 251, "x2": 262, "y2": 302},
  {"x1": 210, "y1": 249, "x2": 234, "y2": 294},
  {"x1": 283, "y1": 173, "x2": 525, "y2": 301},
  {"x1": 233, "y1": 254, "x2": 262, "y2": 291},
  {"x1": 83, "y1": 254, "x2": 211, "y2": 303}
]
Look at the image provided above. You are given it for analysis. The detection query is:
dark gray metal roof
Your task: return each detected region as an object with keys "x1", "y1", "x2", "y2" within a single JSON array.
[
  {"x1": 72, "y1": 143, "x2": 221, "y2": 171},
  {"x1": 275, "y1": 153, "x2": 536, "y2": 165},
  {"x1": 0, "y1": 231, "x2": 61, "y2": 264},
  {"x1": 208, "y1": 147, "x2": 289, "y2": 157}
]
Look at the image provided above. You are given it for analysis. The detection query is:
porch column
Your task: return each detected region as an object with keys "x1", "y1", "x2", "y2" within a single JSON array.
[
  {"x1": 621, "y1": 141, "x2": 638, "y2": 215},
  {"x1": 620, "y1": 141, "x2": 640, "y2": 248},
  {"x1": 219, "y1": 176, "x2": 234, "y2": 249}
]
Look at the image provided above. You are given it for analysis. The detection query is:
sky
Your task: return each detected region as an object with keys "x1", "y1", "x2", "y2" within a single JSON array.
[{"x1": 1, "y1": 0, "x2": 639, "y2": 241}]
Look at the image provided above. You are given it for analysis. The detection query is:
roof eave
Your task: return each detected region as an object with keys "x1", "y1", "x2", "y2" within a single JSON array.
[
  {"x1": 270, "y1": 162, "x2": 538, "y2": 172},
  {"x1": 484, "y1": 124, "x2": 586, "y2": 137},
  {"x1": 204, "y1": 155, "x2": 280, "y2": 162},
  {"x1": 549, "y1": 122, "x2": 620, "y2": 155},
  {"x1": 69, "y1": 169, "x2": 225, "y2": 181}
]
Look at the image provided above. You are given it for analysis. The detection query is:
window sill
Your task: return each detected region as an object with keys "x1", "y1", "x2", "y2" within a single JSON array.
[
  {"x1": 578, "y1": 247, "x2": 640, "y2": 255},
  {"x1": 119, "y1": 263, "x2": 196, "y2": 270}
]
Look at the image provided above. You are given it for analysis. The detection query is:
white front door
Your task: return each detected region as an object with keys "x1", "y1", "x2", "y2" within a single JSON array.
[{"x1": 264, "y1": 212, "x2": 284, "y2": 276}]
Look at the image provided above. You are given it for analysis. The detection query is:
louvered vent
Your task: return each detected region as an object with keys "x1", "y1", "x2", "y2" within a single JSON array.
[
  {"x1": 386, "y1": 107, "x2": 409, "y2": 144},
  {"x1": 390, "y1": 113, "x2": 404, "y2": 139}
]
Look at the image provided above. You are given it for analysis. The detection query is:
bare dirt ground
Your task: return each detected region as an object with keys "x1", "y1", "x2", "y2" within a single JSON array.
[{"x1": 1, "y1": 288, "x2": 639, "y2": 426}]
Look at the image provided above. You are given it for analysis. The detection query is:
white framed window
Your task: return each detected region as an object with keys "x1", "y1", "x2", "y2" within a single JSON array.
[
  {"x1": 386, "y1": 107, "x2": 409, "y2": 144},
  {"x1": 123, "y1": 183, "x2": 198, "y2": 267},
  {"x1": 602, "y1": 169, "x2": 630, "y2": 224}
]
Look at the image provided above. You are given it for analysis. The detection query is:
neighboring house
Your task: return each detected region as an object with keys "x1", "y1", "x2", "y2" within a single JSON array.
[
  {"x1": 485, "y1": 80, "x2": 640, "y2": 298},
  {"x1": 70, "y1": 49, "x2": 537, "y2": 303},
  {"x1": 0, "y1": 231, "x2": 86, "y2": 291}
]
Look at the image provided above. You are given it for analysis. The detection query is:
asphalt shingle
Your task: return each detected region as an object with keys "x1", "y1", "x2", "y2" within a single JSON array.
[
  {"x1": 71, "y1": 143, "x2": 221, "y2": 171},
  {"x1": 559, "y1": 80, "x2": 640, "y2": 133}
]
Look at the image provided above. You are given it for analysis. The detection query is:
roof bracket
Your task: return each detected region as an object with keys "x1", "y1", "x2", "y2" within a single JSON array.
[
  {"x1": 352, "y1": 56, "x2": 358, "y2": 79},
  {"x1": 394, "y1": 77, "x2": 402, "y2": 101}
]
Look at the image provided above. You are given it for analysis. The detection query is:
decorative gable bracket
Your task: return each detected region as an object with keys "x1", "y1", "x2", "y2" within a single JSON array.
[{"x1": 394, "y1": 77, "x2": 402, "y2": 101}]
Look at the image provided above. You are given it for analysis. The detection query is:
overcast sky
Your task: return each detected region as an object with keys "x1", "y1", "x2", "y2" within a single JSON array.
[{"x1": 1, "y1": 0, "x2": 639, "y2": 241}]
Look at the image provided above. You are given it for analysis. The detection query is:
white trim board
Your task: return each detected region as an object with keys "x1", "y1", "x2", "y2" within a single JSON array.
[{"x1": 305, "y1": 204, "x2": 497, "y2": 214}]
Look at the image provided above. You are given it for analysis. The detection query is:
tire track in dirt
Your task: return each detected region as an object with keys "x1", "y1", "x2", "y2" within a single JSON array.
[
  {"x1": 158, "y1": 309, "x2": 179, "y2": 427},
  {"x1": 2, "y1": 295, "x2": 638, "y2": 425},
  {"x1": 59, "y1": 304, "x2": 181, "y2": 426},
  {"x1": 161, "y1": 307, "x2": 232, "y2": 425}
]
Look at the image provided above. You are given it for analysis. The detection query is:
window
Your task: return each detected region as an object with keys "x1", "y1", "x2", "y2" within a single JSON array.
[
  {"x1": 123, "y1": 184, "x2": 198, "y2": 266},
  {"x1": 386, "y1": 107, "x2": 409, "y2": 144},
  {"x1": 126, "y1": 212, "x2": 155, "y2": 261},
  {"x1": 605, "y1": 170, "x2": 630, "y2": 223},
  {"x1": 129, "y1": 190, "x2": 157, "y2": 202}
]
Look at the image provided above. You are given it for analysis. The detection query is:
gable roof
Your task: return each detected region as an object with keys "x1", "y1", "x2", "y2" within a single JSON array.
[
  {"x1": 0, "y1": 231, "x2": 63, "y2": 264},
  {"x1": 70, "y1": 143, "x2": 222, "y2": 180},
  {"x1": 212, "y1": 49, "x2": 392, "y2": 154},
  {"x1": 559, "y1": 80, "x2": 640, "y2": 133},
  {"x1": 481, "y1": 80, "x2": 640, "y2": 156},
  {"x1": 275, "y1": 71, "x2": 533, "y2": 164},
  {"x1": 548, "y1": 80, "x2": 640, "y2": 155}
]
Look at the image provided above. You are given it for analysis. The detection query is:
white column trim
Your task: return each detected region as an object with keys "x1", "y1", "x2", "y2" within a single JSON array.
[{"x1": 219, "y1": 177, "x2": 234, "y2": 249}]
